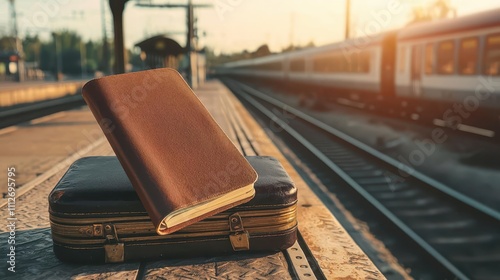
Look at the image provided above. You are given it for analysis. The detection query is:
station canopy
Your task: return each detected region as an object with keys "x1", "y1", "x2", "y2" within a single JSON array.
[{"x1": 135, "y1": 35, "x2": 184, "y2": 57}]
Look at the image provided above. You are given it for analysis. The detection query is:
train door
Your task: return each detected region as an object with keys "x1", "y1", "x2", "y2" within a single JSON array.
[
  {"x1": 380, "y1": 32, "x2": 397, "y2": 98},
  {"x1": 284, "y1": 57, "x2": 290, "y2": 81},
  {"x1": 410, "y1": 45, "x2": 422, "y2": 96}
]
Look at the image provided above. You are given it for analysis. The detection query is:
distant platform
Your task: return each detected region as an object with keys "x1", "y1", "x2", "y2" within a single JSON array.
[
  {"x1": 0, "y1": 79, "x2": 383, "y2": 279},
  {"x1": 0, "y1": 80, "x2": 85, "y2": 108}
]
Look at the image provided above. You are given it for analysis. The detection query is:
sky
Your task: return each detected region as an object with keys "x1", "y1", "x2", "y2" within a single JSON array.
[{"x1": 1, "y1": 0, "x2": 500, "y2": 54}]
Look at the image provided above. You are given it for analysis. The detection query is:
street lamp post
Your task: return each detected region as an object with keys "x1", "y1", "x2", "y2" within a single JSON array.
[
  {"x1": 80, "y1": 42, "x2": 87, "y2": 79},
  {"x1": 52, "y1": 32, "x2": 63, "y2": 81},
  {"x1": 345, "y1": 0, "x2": 351, "y2": 40},
  {"x1": 101, "y1": 0, "x2": 110, "y2": 74},
  {"x1": 8, "y1": 0, "x2": 24, "y2": 82}
]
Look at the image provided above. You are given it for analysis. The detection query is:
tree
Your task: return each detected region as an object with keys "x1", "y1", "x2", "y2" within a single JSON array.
[
  {"x1": 85, "y1": 40, "x2": 100, "y2": 73},
  {"x1": 0, "y1": 37, "x2": 16, "y2": 52},
  {"x1": 304, "y1": 41, "x2": 315, "y2": 48},
  {"x1": 282, "y1": 44, "x2": 295, "y2": 53},
  {"x1": 0, "y1": 28, "x2": 134, "y2": 78},
  {"x1": 252, "y1": 44, "x2": 271, "y2": 58},
  {"x1": 56, "y1": 31, "x2": 84, "y2": 75},
  {"x1": 128, "y1": 48, "x2": 143, "y2": 71},
  {"x1": 282, "y1": 41, "x2": 315, "y2": 52},
  {"x1": 409, "y1": 0, "x2": 456, "y2": 25},
  {"x1": 23, "y1": 35, "x2": 42, "y2": 64}
]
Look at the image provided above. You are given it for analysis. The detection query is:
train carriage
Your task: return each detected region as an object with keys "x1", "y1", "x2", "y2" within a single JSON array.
[
  {"x1": 219, "y1": 8, "x2": 500, "y2": 136},
  {"x1": 221, "y1": 34, "x2": 389, "y2": 106},
  {"x1": 394, "y1": 8, "x2": 500, "y2": 132}
]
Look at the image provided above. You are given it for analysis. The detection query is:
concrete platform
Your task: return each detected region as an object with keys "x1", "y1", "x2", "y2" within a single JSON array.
[
  {"x1": 0, "y1": 81, "x2": 84, "y2": 107},
  {"x1": 0, "y1": 79, "x2": 383, "y2": 279}
]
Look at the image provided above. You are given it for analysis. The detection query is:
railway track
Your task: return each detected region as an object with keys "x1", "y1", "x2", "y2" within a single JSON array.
[
  {"x1": 0, "y1": 94, "x2": 85, "y2": 129},
  {"x1": 225, "y1": 78, "x2": 500, "y2": 280}
]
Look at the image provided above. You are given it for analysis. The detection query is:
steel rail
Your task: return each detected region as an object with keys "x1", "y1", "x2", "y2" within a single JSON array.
[
  {"x1": 232, "y1": 80, "x2": 500, "y2": 223},
  {"x1": 227, "y1": 79, "x2": 477, "y2": 280}
]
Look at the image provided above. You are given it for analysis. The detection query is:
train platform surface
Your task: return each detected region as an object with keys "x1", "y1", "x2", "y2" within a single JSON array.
[
  {"x1": 0, "y1": 80, "x2": 84, "y2": 108},
  {"x1": 0, "y1": 79, "x2": 383, "y2": 279}
]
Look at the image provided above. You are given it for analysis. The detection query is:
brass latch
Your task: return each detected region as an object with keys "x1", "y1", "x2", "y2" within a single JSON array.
[
  {"x1": 103, "y1": 223, "x2": 124, "y2": 263},
  {"x1": 228, "y1": 213, "x2": 250, "y2": 251},
  {"x1": 79, "y1": 224, "x2": 103, "y2": 237},
  {"x1": 93, "y1": 224, "x2": 103, "y2": 236}
]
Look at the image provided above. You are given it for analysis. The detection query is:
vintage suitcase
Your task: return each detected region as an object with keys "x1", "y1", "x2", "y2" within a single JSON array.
[{"x1": 49, "y1": 156, "x2": 297, "y2": 263}]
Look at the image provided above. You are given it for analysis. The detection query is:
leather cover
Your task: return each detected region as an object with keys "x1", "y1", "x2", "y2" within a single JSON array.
[
  {"x1": 82, "y1": 68, "x2": 258, "y2": 235},
  {"x1": 49, "y1": 156, "x2": 297, "y2": 263}
]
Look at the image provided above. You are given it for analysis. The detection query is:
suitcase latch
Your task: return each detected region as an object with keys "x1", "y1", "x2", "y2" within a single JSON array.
[
  {"x1": 93, "y1": 224, "x2": 103, "y2": 236},
  {"x1": 103, "y1": 223, "x2": 124, "y2": 263},
  {"x1": 228, "y1": 213, "x2": 250, "y2": 251}
]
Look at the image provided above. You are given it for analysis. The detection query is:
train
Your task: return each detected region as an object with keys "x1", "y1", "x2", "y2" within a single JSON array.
[{"x1": 218, "y1": 8, "x2": 500, "y2": 137}]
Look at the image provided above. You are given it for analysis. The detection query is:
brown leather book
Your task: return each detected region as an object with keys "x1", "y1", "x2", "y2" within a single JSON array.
[{"x1": 82, "y1": 68, "x2": 257, "y2": 235}]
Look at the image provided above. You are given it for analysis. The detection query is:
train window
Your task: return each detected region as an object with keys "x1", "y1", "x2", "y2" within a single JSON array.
[
  {"x1": 313, "y1": 55, "x2": 335, "y2": 73},
  {"x1": 349, "y1": 52, "x2": 359, "y2": 73},
  {"x1": 398, "y1": 46, "x2": 406, "y2": 73},
  {"x1": 332, "y1": 55, "x2": 342, "y2": 72},
  {"x1": 290, "y1": 59, "x2": 305, "y2": 72},
  {"x1": 260, "y1": 62, "x2": 282, "y2": 71},
  {"x1": 339, "y1": 55, "x2": 349, "y2": 72},
  {"x1": 425, "y1": 44, "x2": 434, "y2": 75},
  {"x1": 359, "y1": 51, "x2": 370, "y2": 73},
  {"x1": 313, "y1": 56, "x2": 326, "y2": 72},
  {"x1": 312, "y1": 52, "x2": 367, "y2": 73},
  {"x1": 459, "y1": 38, "x2": 478, "y2": 75},
  {"x1": 437, "y1": 40, "x2": 455, "y2": 74},
  {"x1": 483, "y1": 34, "x2": 500, "y2": 76}
]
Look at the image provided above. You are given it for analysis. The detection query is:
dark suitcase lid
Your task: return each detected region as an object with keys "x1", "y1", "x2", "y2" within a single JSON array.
[{"x1": 49, "y1": 156, "x2": 296, "y2": 216}]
